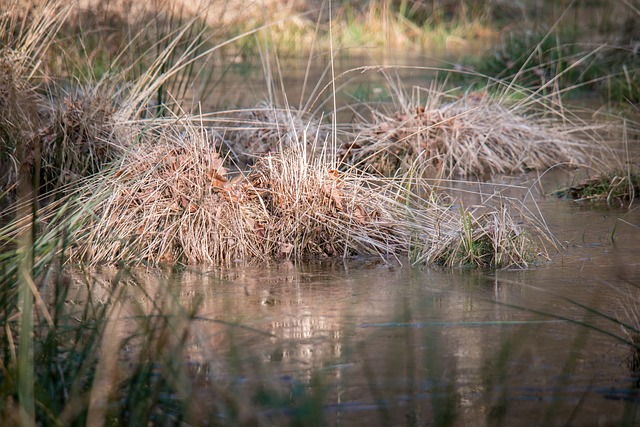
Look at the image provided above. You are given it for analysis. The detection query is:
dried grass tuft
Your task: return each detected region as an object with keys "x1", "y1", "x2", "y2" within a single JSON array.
[
  {"x1": 224, "y1": 102, "x2": 329, "y2": 165},
  {"x1": 341, "y1": 88, "x2": 587, "y2": 178},
  {"x1": 40, "y1": 86, "x2": 122, "y2": 190},
  {"x1": 0, "y1": 50, "x2": 45, "y2": 203},
  {"x1": 241, "y1": 146, "x2": 407, "y2": 260},
  {"x1": 69, "y1": 118, "x2": 403, "y2": 265},
  {"x1": 71, "y1": 120, "x2": 231, "y2": 265},
  {"x1": 67, "y1": 117, "x2": 546, "y2": 268}
]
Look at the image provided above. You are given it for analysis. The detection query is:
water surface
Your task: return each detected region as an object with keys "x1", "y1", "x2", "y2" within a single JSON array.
[{"x1": 85, "y1": 179, "x2": 640, "y2": 425}]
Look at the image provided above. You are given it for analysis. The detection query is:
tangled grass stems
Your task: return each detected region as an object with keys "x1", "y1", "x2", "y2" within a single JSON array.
[
  {"x1": 0, "y1": 0, "x2": 272, "y2": 209},
  {"x1": 65, "y1": 117, "x2": 409, "y2": 265},
  {"x1": 552, "y1": 117, "x2": 639, "y2": 205},
  {"x1": 553, "y1": 170, "x2": 639, "y2": 204},
  {"x1": 49, "y1": 114, "x2": 548, "y2": 269},
  {"x1": 341, "y1": 81, "x2": 589, "y2": 178},
  {"x1": 220, "y1": 101, "x2": 329, "y2": 165}
]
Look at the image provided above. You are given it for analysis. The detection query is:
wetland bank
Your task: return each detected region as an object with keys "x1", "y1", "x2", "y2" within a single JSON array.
[{"x1": 1, "y1": 0, "x2": 639, "y2": 425}]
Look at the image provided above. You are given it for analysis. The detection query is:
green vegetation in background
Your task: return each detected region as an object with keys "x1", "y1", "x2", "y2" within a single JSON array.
[
  {"x1": 447, "y1": 3, "x2": 640, "y2": 104},
  {"x1": 228, "y1": 0, "x2": 503, "y2": 55}
]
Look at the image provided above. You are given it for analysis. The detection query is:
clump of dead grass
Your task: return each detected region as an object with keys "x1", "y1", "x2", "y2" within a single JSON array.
[
  {"x1": 223, "y1": 102, "x2": 329, "y2": 166},
  {"x1": 65, "y1": 117, "x2": 546, "y2": 268},
  {"x1": 0, "y1": 49, "x2": 45, "y2": 203},
  {"x1": 0, "y1": 1, "x2": 124, "y2": 206},
  {"x1": 68, "y1": 118, "x2": 404, "y2": 265},
  {"x1": 341, "y1": 87, "x2": 587, "y2": 178},
  {"x1": 0, "y1": 52, "x2": 124, "y2": 202},
  {"x1": 69, "y1": 120, "x2": 231, "y2": 265},
  {"x1": 40, "y1": 85, "x2": 122, "y2": 191}
]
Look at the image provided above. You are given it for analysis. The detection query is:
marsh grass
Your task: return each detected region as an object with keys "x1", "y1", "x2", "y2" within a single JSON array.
[
  {"x1": 0, "y1": 0, "x2": 68, "y2": 205},
  {"x1": 1, "y1": 262, "x2": 200, "y2": 425},
  {"x1": 49, "y1": 113, "x2": 546, "y2": 269},
  {"x1": 552, "y1": 116, "x2": 639, "y2": 205},
  {"x1": 2, "y1": 0, "x2": 639, "y2": 426},
  {"x1": 0, "y1": 0, "x2": 554, "y2": 273},
  {"x1": 553, "y1": 170, "x2": 639, "y2": 204},
  {"x1": 341, "y1": 82, "x2": 588, "y2": 178},
  {"x1": 222, "y1": 102, "x2": 329, "y2": 165},
  {"x1": 0, "y1": 0, "x2": 262, "y2": 207}
]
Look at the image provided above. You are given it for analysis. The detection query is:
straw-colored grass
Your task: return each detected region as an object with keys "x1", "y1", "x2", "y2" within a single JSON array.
[
  {"x1": 0, "y1": 53, "x2": 126, "y2": 203},
  {"x1": 62, "y1": 116, "x2": 546, "y2": 268},
  {"x1": 341, "y1": 87, "x2": 588, "y2": 178},
  {"x1": 69, "y1": 121, "x2": 232, "y2": 265},
  {"x1": 68, "y1": 119, "x2": 407, "y2": 265},
  {"x1": 0, "y1": 50, "x2": 43, "y2": 203},
  {"x1": 40, "y1": 86, "x2": 123, "y2": 190},
  {"x1": 418, "y1": 201, "x2": 540, "y2": 268},
  {"x1": 223, "y1": 102, "x2": 329, "y2": 165}
]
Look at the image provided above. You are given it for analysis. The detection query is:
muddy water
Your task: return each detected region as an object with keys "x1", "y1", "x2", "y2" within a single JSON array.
[
  {"x1": 175, "y1": 183, "x2": 639, "y2": 426},
  {"x1": 85, "y1": 172, "x2": 640, "y2": 426}
]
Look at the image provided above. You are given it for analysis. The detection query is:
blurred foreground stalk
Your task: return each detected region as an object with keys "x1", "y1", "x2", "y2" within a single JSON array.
[{"x1": 16, "y1": 130, "x2": 39, "y2": 425}]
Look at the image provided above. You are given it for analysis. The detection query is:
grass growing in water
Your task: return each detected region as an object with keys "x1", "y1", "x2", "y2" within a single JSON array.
[
  {"x1": 46, "y1": 114, "x2": 544, "y2": 268},
  {"x1": 553, "y1": 170, "x2": 640, "y2": 204},
  {"x1": 340, "y1": 82, "x2": 588, "y2": 178}
]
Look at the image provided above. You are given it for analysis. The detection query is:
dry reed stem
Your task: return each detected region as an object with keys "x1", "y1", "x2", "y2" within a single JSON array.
[{"x1": 342, "y1": 89, "x2": 588, "y2": 178}]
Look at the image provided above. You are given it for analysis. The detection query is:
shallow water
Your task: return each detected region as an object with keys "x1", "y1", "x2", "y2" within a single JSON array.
[
  {"x1": 192, "y1": 196, "x2": 639, "y2": 426},
  {"x1": 201, "y1": 50, "x2": 458, "y2": 111},
  {"x1": 78, "y1": 171, "x2": 640, "y2": 426}
]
